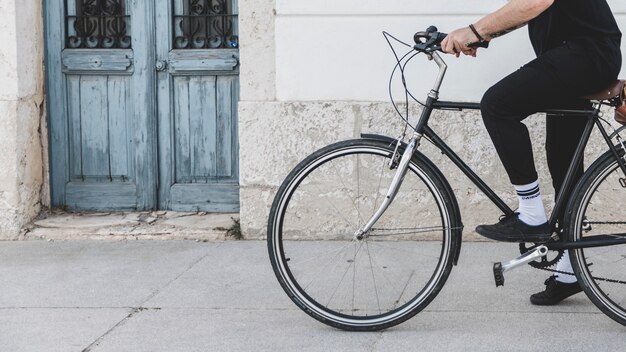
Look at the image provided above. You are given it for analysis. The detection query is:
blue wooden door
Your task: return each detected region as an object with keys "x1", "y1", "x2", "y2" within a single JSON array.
[
  {"x1": 45, "y1": 0, "x2": 157, "y2": 210},
  {"x1": 45, "y1": 0, "x2": 240, "y2": 211},
  {"x1": 155, "y1": 0, "x2": 240, "y2": 212}
]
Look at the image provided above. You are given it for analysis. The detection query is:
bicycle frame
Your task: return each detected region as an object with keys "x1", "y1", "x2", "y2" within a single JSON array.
[{"x1": 360, "y1": 51, "x2": 626, "y2": 251}]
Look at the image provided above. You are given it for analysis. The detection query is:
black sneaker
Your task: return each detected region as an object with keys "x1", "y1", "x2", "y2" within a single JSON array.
[
  {"x1": 475, "y1": 213, "x2": 551, "y2": 243},
  {"x1": 530, "y1": 276, "x2": 582, "y2": 306}
]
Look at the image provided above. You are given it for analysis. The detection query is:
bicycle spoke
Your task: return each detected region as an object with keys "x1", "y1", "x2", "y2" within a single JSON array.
[
  {"x1": 356, "y1": 154, "x2": 361, "y2": 228},
  {"x1": 363, "y1": 240, "x2": 406, "y2": 307},
  {"x1": 294, "y1": 240, "x2": 354, "y2": 266},
  {"x1": 326, "y1": 241, "x2": 365, "y2": 308},
  {"x1": 395, "y1": 270, "x2": 416, "y2": 308},
  {"x1": 352, "y1": 242, "x2": 357, "y2": 313},
  {"x1": 365, "y1": 241, "x2": 382, "y2": 314},
  {"x1": 367, "y1": 240, "x2": 443, "y2": 261},
  {"x1": 299, "y1": 241, "x2": 357, "y2": 291},
  {"x1": 328, "y1": 161, "x2": 366, "y2": 226},
  {"x1": 309, "y1": 182, "x2": 358, "y2": 230}
]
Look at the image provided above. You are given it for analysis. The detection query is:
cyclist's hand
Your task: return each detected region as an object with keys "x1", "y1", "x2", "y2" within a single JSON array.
[
  {"x1": 441, "y1": 27, "x2": 479, "y2": 57},
  {"x1": 463, "y1": 48, "x2": 478, "y2": 57}
]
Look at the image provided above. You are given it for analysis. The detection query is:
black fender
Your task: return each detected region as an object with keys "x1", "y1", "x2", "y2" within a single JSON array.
[{"x1": 361, "y1": 134, "x2": 464, "y2": 265}]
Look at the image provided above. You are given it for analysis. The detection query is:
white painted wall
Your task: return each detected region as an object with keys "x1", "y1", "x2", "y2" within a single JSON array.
[{"x1": 275, "y1": 1, "x2": 626, "y2": 102}]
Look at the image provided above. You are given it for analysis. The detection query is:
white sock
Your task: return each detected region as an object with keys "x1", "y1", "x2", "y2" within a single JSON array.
[
  {"x1": 514, "y1": 180, "x2": 548, "y2": 226},
  {"x1": 555, "y1": 250, "x2": 577, "y2": 284}
]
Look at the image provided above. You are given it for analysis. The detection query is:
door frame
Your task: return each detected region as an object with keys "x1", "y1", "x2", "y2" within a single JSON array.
[{"x1": 44, "y1": 0, "x2": 240, "y2": 211}]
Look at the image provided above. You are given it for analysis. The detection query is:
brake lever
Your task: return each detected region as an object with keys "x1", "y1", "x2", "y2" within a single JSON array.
[{"x1": 468, "y1": 41, "x2": 490, "y2": 49}]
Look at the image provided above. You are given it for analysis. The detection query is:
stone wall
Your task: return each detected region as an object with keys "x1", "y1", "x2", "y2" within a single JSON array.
[
  {"x1": 239, "y1": 101, "x2": 618, "y2": 239},
  {"x1": 238, "y1": 1, "x2": 626, "y2": 240},
  {"x1": 0, "y1": 0, "x2": 45, "y2": 239}
]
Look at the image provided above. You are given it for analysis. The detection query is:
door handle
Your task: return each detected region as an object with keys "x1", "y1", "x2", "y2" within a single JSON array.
[{"x1": 155, "y1": 60, "x2": 168, "y2": 72}]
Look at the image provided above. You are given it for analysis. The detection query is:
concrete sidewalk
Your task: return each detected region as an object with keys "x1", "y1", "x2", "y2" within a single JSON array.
[{"x1": 0, "y1": 240, "x2": 623, "y2": 352}]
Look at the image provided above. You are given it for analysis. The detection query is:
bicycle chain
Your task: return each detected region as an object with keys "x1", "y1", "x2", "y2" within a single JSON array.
[
  {"x1": 586, "y1": 221, "x2": 626, "y2": 225},
  {"x1": 536, "y1": 266, "x2": 626, "y2": 285}
]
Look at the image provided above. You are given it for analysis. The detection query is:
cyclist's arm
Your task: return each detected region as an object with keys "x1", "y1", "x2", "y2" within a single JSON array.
[
  {"x1": 474, "y1": 0, "x2": 553, "y2": 40},
  {"x1": 441, "y1": 0, "x2": 553, "y2": 55}
]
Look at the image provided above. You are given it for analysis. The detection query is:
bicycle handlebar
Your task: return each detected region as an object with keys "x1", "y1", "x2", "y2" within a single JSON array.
[{"x1": 414, "y1": 26, "x2": 489, "y2": 53}]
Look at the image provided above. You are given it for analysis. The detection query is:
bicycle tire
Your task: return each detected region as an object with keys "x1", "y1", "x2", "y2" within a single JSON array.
[
  {"x1": 267, "y1": 138, "x2": 462, "y2": 331},
  {"x1": 566, "y1": 147, "x2": 626, "y2": 326}
]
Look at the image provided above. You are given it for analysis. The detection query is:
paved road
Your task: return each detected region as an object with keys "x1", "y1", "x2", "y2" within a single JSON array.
[{"x1": 0, "y1": 240, "x2": 623, "y2": 351}]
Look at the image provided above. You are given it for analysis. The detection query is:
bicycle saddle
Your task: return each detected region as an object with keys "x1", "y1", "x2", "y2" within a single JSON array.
[
  {"x1": 581, "y1": 79, "x2": 625, "y2": 100},
  {"x1": 581, "y1": 80, "x2": 626, "y2": 125}
]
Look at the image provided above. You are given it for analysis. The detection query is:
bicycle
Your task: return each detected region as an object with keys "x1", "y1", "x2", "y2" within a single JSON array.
[{"x1": 267, "y1": 26, "x2": 626, "y2": 331}]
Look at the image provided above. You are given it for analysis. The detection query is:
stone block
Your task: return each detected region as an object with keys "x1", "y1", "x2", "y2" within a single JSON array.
[
  {"x1": 0, "y1": 0, "x2": 18, "y2": 100},
  {"x1": 240, "y1": 186, "x2": 276, "y2": 239},
  {"x1": 13, "y1": 0, "x2": 44, "y2": 99},
  {"x1": 0, "y1": 98, "x2": 43, "y2": 239},
  {"x1": 239, "y1": 101, "x2": 358, "y2": 187},
  {"x1": 0, "y1": 100, "x2": 18, "y2": 190},
  {"x1": 239, "y1": 0, "x2": 276, "y2": 101}
]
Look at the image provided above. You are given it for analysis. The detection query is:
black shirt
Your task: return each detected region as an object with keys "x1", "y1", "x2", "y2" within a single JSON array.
[{"x1": 528, "y1": 0, "x2": 622, "y2": 56}]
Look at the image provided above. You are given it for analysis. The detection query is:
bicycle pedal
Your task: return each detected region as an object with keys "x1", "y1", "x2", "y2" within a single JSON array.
[
  {"x1": 492, "y1": 245, "x2": 548, "y2": 288},
  {"x1": 493, "y1": 262, "x2": 505, "y2": 287}
]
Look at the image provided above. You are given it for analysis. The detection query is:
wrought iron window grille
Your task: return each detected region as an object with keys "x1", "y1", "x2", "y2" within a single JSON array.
[
  {"x1": 173, "y1": 0, "x2": 239, "y2": 49},
  {"x1": 65, "y1": 0, "x2": 131, "y2": 49}
]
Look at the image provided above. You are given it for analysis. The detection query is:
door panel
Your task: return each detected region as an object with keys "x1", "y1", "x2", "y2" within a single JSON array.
[
  {"x1": 66, "y1": 75, "x2": 133, "y2": 182},
  {"x1": 156, "y1": 0, "x2": 240, "y2": 212},
  {"x1": 173, "y1": 75, "x2": 239, "y2": 183}
]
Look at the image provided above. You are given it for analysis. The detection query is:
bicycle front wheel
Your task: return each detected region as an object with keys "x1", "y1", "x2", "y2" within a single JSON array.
[
  {"x1": 267, "y1": 138, "x2": 461, "y2": 331},
  {"x1": 567, "y1": 149, "x2": 626, "y2": 326}
]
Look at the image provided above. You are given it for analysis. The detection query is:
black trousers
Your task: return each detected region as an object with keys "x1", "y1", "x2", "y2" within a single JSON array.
[{"x1": 481, "y1": 40, "x2": 621, "y2": 205}]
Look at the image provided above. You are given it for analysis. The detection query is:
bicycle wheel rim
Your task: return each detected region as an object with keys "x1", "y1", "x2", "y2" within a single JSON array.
[
  {"x1": 269, "y1": 143, "x2": 454, "y2": 327},
  {"x1": 572, "y1": 160, "x2": 626, "y2": 321}
]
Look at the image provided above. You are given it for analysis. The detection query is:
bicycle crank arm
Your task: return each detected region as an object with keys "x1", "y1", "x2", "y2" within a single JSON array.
[
  {"x1": 356, "y1": 133, "x2": 422, "y2": 238},
  {"x1": 493, "y1": 245, "x2": 548, "y2": 287}
]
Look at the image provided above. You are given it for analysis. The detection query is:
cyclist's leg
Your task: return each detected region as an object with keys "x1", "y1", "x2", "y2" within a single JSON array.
[
  {"x1": 478, "y1": 64, "x2": 550, "y2": 239},
  {"x1": 545, "y1": 107, "x2": 588, "y2": 285},
  {"x1": 480, "y1": 56, "x2": 609, "y2": 190},
  {"x1": 476, "y1": 42, "x2": 614, "y2": 242}
]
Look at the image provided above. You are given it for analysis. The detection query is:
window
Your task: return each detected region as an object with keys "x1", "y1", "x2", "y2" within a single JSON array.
[
  {"x1": 173, "y1": 0, "x2": 239, "y2": 49},
  {"x1": 65, "y1": 0, "x2": 131, "y2": 49}
]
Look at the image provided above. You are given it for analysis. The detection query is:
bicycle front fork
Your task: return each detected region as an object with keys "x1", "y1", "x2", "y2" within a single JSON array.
[{"x1": 354, "y1": 132, "x2": 423, "y2": 240}]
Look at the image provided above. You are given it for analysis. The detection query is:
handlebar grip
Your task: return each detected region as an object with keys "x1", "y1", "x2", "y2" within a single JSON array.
[
  {"x1": 441, "y1": 34, "x2": 490, "y2": 50},
  {"x1": 468, "y1": 41, "x2": 490, "y2": 49}
]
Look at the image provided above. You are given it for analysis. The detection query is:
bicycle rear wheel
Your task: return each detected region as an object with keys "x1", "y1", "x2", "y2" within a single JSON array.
[
  {"x1": 267, "y1": 138, "x2": 461, "y2": 331},
  {"x1": 566, "y1": 149, "x2": 626, "y2": 326}
]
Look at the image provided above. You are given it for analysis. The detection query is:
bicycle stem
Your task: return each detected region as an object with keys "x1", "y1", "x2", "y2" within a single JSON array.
[
  {"x1": 429, "y1": 52, "x2": 447, "y2": 99},
  {"x1": 356, "y1": 132, "x2": 422, "y2": 239}
]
